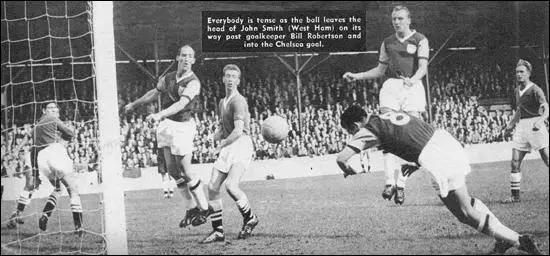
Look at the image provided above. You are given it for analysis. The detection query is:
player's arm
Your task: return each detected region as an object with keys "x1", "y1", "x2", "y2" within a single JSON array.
[
  {"x1": 343, "y1": 42, "x2": 388, "y2": 82},
  {"x1": 507, "y1": 91, "x2": 521, "y2": 130},
  {"x1": 55, "y1": 118, "x2": 75, "y2": 141},
  {"x1": 336, "y1": 128, "x2": 379, "y2": 177},
  {"x1": 155, "y1": 80, "x2": 200, "y2": 119},
  {"x1": 409, "y1": 38, "x2": 429, "y2": 83},
  {"x1": 219, "y1": 98, "x2": 247, "y2": 148},
  {"x1": 535, "y1": 87, "x2": 549, "y2": 126},
  {"x1": 124, "y1": 76, "x2": 164, "y2": 112}
]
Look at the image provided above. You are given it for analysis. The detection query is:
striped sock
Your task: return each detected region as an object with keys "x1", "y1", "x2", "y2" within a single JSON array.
[
  {"x1": 236, "y1": 196, "x2": 253, "y2": 222},
  {"x1": 209, "y1": 199, "x2": 223, "y2": 232},
  {"x1": 510, "y1": 173, "x2": 521, "y2": 198},
  {"x1": 43, "y1": 191, "x2": 60, "y2": 218},
  {"x1": 70, "y1": 196, "x2": 83, "y2": 228},
  {"x1": 16, "y1": 191, "x2": 32, "y2": 213}
]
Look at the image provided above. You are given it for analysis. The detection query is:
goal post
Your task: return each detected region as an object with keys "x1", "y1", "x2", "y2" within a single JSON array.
[{"x1": 92, "y1": 1, "x2": 128, "y2": 254}]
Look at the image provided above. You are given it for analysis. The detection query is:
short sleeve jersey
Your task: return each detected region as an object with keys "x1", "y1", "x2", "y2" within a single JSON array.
[
  {"x1": 157, "y1": 71, "x2": 201, "y2": 122},
  {"x1": 219, "y1": 93, "x2": 251, "y2": 139},
  {"x1": 379, "y1": 31, "x2": 429, "y2": 79}
]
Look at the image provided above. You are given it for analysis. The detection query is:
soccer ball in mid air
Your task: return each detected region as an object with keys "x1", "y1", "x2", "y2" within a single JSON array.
[{"x1": 261, "y1": 116, "x2": 289, "y2": 144}]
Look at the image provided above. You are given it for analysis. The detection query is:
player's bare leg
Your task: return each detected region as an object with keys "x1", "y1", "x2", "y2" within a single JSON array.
[
  {"x1": 163, "y1": 148, "x2": 196, "y2": 228},
  {"x1": 178, "y1": 154, "x2": 211, "y2": 226},
  {"x1": 538, "y1": 147, "x2": 549, "y2": 167},
  {"x1": 225, "y1": 162, "x2": 258, "y2": 239},
  {"x1": 440, "y1": 186, "x2": 542, "y2": 254},
  {"x1": 505, "y1": 149, "x2": 528, "y2": 203},
  {"x1": 201, "y1": 169, "x2": 228, "y2": 244},
  {"x1": 60, "y1": 173, "x2": 83, "y2": 236}
]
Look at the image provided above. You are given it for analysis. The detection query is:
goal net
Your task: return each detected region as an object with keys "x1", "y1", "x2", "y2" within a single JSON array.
[{"x1": 1, "y1": 1, "x2": 126, "y2": 254}]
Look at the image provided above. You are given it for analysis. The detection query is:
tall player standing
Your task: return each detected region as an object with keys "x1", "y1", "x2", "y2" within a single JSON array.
[
  {"x1": 25, "y1": 102, "x2": 84, "y2": 235},
  {"x1": 124, "y1": 45, "x2": 211, "y2": 227},
  {"x1": 201, "y1": 64, "x2": 258, "y2": 244},
  {"x1": 337, "y1": 105, "x2": 543, "y2": 254},
  {"x1": 343, "y1": 5, "x2": 428, "y2": 204},
  {"x1": 504, "y1": 59, "x2": 549, "y2": 203}
]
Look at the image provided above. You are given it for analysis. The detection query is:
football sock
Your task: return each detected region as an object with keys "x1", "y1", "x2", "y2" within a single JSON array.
[
  {"x1": 16, "y1": 190, "x2": 32, "y2": 213},
  {"x1": 70, "y1": 196, "x2": 83, "y2": 228},
  {"x1": 43, "y1": 189, "x2": 61, "y2": 218},
  {"x1": 189, "y1": 180, "x2": 208, "y2": 211},
  {"x1": 477, "y1": 213, "x2": 520, "y2": 247},
  {"x1": 236, "y1": 195, "x2": 253, "y2": 222},
  {"x1": 209, "y1": 199, "x2": 223, "y2": 232},
  {"x1": 510, "y1": 172, "x2": 521, "y2": 198},
  {"x1": 396, "y1": 166, "x2": 408, "y2": 188},
  {"x1": 177, "y1": 178, "x2": 196, "y2": 209},
  {"x1": 384, "y1": 153, "x2": 397, "y2": 185}
]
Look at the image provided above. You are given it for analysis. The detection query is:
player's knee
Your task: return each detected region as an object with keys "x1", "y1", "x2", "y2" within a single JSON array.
[
  {"x1": 175, "y1": 178, "x2": 188, "y2": 189},
  {"x1": 225, "y1": 181, "x2": 241, "y2": 196},
  {"x1": 208, "y1": 181, "x2": 221, "y2": 195}
]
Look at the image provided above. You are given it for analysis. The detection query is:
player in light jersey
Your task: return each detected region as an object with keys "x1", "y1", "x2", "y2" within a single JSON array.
[
  {"x1": 25, "y1": 102, "x2": 83, "y2": 235},
  {"x1": 124, "y1": 45, "x2": 211, "y2": 227},
  {"x1": 336, "y1": 105, "x2": 543, "y2": 254},
  {"x1": 343, "y1": 5, "x2": 428, "y2": 205},
  {"x1": 201, "y1": 64, "x2": 258, "y2": 244},
  {"x1": 504, "y1": 59, "x2": 549, "y2": 203}
]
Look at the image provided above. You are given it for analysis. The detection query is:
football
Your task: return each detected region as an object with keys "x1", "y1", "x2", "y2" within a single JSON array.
[{"x1": 261, "y1": 115, "x2": 289, "y2": 144}]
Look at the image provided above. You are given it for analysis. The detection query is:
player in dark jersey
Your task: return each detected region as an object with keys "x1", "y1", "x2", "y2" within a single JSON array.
[
  {"x1": 336, "y1": 105, "x2": 543, "y2": 254},
  {"x1": 124, "y1": 45, "x2": 211, "y2": 228},
  {"x1": 27, "y1": 102, "x2": 83, "y2": 235},
  {"x1": 503, "y1": 59, "x2": 549, "y2": 203}
]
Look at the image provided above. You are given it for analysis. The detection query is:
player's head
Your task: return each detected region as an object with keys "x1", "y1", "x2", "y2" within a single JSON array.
[
  {"x1": 176, "y1": 45, "x2": 196, "y2": 72},
  {"x1": 41, "y1": 101, "x2": 59, "y2": 118},
  {"x1": 516, "y1": 59, "x2": 532, "y2": 83},
  {"x1": 392, "y1": 5, "x2": 411, "y2": 34},
  {"x1": 341, "y1": 104, "x2": 368, "y2": 135},
  {"x1": 223, "y1": 64, "x2": 241, "y2": 92}
]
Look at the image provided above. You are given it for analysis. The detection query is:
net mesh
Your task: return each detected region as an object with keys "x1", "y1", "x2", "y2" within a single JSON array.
[{"x1": 1, "y1": 1, "x2": 106, "y2": 254}]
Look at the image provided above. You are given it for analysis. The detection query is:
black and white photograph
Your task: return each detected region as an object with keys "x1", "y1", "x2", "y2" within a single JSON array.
[{"x1": 1, "y1": 1, "x2": 549, "y2": 255}]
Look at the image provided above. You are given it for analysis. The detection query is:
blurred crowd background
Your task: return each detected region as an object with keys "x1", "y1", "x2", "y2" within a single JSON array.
[{"x1": 2, "y1": 53, "x2": 548, "y2": 176}]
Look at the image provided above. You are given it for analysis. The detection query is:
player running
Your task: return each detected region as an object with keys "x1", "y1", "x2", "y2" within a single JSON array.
[
  {"x1": 343, "y1": 5, "x2": 428, "y2": 205},
  {"x1": 504, "y1": 59, "x2": 549, "y2": 203},
  {"x1": 124, "y1": 45, "x2": 211, "y2": 227},
  {"x1": 336, "y1": 104, "x2": 543, "y2": 254},
  {"x1": 27, "y1": 102, "x2": 83, "y2": 235},
  {"x1": 201, "y1": 64, "x2": 258, "y2": 244}
]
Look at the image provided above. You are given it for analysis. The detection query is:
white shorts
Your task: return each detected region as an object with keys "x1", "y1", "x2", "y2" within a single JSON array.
[
  {"x1": 513, "y1": 117, "x2": 549, "y2": 152},
  {"x1": 37, "y1": 143, "x2": 73, "y2": 181},
  {"x1": 379, "y1": 78, "x2": 426, "y2": 113},
  {"x1": 213, "y1": 135, "x2": 254, "y2": 174},
  {"x1": 419, "y1": 129, "x2": 471, "y2": 198},
  {"x1": 156, "y1": 118, "x2": 196, "y2": 156}
]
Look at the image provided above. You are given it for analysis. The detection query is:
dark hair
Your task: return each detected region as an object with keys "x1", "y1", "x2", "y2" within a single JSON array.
[
  {"x1": 340, "y1": 104, "x2": 367, "y2": 132},
  {"x1": 41, "y1": 101, "x2": 58, "y2": 110}
]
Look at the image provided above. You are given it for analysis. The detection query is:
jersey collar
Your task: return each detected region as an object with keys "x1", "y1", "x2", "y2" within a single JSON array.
[
  {"x1": 396, "y1": 29, "x2": 416, "y2": 43},
  {"x1": 176, "y1": 71, "x2": 194, "y2": 83},
  {"x1": 519, "y1": 82, "x2": 533, "y2": 97}
]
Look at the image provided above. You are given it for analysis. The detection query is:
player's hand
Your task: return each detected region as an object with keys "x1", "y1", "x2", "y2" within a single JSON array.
[
  {"x1": 343, "y1": 72, "x2": 357, "y2": 83},
  {"x1": 214, "y1": 140, "x2": 226, "y2": 155},
  {"x1": 146, "y1": 113, "x2": 163, "y2": 123},
  {"x1": 123, "y1": 103, "x2": 135, "y2": 114},
  {"x1": 399, "y1": 76, "x2": 414, "y2": 88}
]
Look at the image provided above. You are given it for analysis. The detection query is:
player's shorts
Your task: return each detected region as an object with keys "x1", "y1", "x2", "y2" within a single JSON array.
[
  {"x1": 213, "y1": 135, "x2": 254, "y2": 174},
  {"x1": 512, "y1": 117, "x2": 549, "y2": 152},
  {"x1": 37, "y1": 143, "x2": 73, "y2": 181},
  {"x1": 156, "y1": 118, "x2": 196, "y2": 156},
  {"x1": 379, "y1": 78, "x2": 426, "y2": 113},
  {"x1": 419, "y1": 129, "x2": 471, "y2": 198}
]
